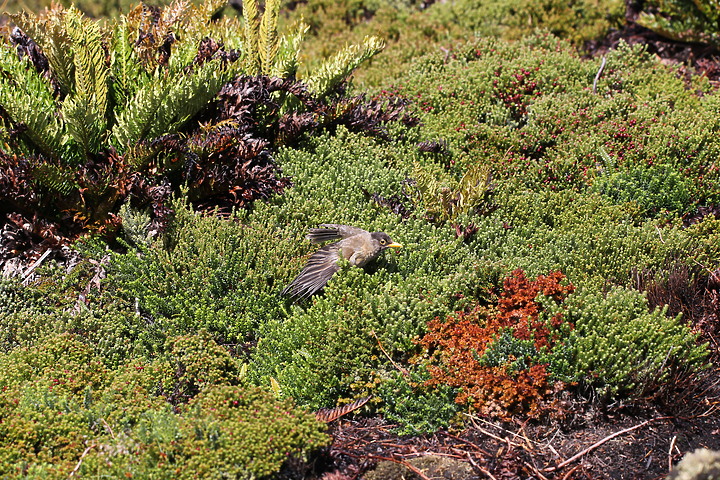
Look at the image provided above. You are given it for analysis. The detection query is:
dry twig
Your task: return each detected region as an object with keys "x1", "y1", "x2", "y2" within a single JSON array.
[
  {"x1": 370, "y1": 330, "x2": 409, "y2": 377},
  {"x1": 545, "y1": 416, "x2": 673, "y2": 472},
  {"x1": 339, "y1": 450, "x2": 432, "y2": 480},
  {"x1": 68, "y1": 443, "x2": 95, "y2": 478},
  {"x1": 592, "y1": 56, "x2": 607, "y2": 94},
  {"x1": 668, "y1": 435, "x2": 677, "y2": 473},
  {"x1": 466, "y1": 452, "x2": 497, "y2": 480}
]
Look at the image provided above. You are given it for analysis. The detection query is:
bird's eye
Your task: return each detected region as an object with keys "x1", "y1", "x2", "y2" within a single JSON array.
[{"x1": 380, "y1": 239, "x2": 386, "y2": 245}]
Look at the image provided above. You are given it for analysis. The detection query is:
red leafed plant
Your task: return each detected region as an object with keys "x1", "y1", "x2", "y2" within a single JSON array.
[{"x1": 419, "y1": 269, "x2": 575, "y2": 418}]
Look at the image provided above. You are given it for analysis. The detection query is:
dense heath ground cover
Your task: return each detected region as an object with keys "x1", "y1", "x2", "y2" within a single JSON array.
[{"x1": 0, "y1": 0, "x2": 719, "y2": 478}]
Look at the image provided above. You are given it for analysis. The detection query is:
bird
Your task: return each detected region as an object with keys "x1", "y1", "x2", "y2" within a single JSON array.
[{"x1": 282, "y1": 224, "x2": 402, "y2": 300}]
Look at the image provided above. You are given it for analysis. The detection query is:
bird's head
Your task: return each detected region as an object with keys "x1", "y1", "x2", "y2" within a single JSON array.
[{"x1": 371, "y1": 232, "x2": 403, "y2": 250}]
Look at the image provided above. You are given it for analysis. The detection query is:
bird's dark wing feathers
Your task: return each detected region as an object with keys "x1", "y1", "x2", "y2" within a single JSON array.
[
  {"x1": 281, "y1": 244, "x2": 341, "y2": 300},
  {"x1": 306, "y1": 224, "x2": 366, "y2": 244}
]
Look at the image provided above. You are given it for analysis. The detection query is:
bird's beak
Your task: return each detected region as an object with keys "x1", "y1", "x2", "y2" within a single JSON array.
[{"x1": 386, "y1": 242, "x2": 403, "y2": 248}]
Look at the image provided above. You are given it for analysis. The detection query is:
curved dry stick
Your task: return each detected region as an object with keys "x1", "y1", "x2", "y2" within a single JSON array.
[
  {"x1": 545, "y1": 416, "x2": 673, "y2": 472},
  {"x1": 68, "y1": 443, "x2": 95, "y2": 478},
  {"x1": 339, "y1": 449, "x2": 432, "y2": 480},
  {"x1": 592, "y1": 56, "x2": 607, "y2": 94},
  {"x1": 369, "y1": 455, "x2": 432, "y2": 480}
]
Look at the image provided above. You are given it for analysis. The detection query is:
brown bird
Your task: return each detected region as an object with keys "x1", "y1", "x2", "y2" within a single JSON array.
[{"x1": 282, "y1": 224, "x2": 403, "y2": 300}]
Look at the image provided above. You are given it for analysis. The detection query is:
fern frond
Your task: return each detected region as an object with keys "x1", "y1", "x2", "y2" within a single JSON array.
[
  {"x1": 112, "y1": 73, "x2": 170, "y2": 150},
  {"x1": 259, "y1": 0, "x2": 280, "y2": 74},
  {"x1": 62, "y1": 7, "x2": 109, "y2": 156},
  {"x1": 272, "y1": 19, "x2": 308, "y2": 78},
  {"x1": 209, "y1": 16, "x2": 245, "y2": 52},
  {"x1": 118, "y1": 201, "x2": 153, "y2": 247},
  {"x1": 0, "y1": 45, "x2": 64, "y2": 160},
  {"x1": 64, "y1": 7, "x2": 108, "y2": 105},
  {"x1": 110, "y1": 16, "x2": 146, "y2": 111},
  {"x1": 10, "y1": 8, "x2": 75, "y2": 95},
  {"x1": 122, "y1": 141, "x2": 161, "y2": 170},
  {"x1": 197, "y1": 0, "x2": 228, "y2": 21},
  {"x1": 161, "y1": 0, "x2": 191, "y2": 29},
  {"x1": 152, "y1": 60, "x2": 230, "y2": 136},
  {"x1": 112, "y1": 60, "x2": 230, "y2": 151},
  {"x1": 242, "y1": 0, "x2": 261, "y2": 74},
  {"x1": 411, "y1": 160, "x2": 493, "y2": 222},
  {"x1": 61, "y1": 96, "x2": 106, "y2": 162},
  {"x1": 596, "y1": 146, "x2": 616, "y2": 175},
  {"x1": 31, "y1": 162, "x2": 78, "y2": 195},
  {"x1": 168, "y1": 38, "x2": 204, "y2": 74},
  {"x1": 455, "y1": 163, "x2": 493, "y2": 217},
  {"x1": 305, "y1": 36, "x2": 385, "y2": 97}
]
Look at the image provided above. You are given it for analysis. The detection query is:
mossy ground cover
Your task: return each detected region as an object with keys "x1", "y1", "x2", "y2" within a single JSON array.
[{"x1": 1, "y1": 0, "x2": 720, "y2": 478}]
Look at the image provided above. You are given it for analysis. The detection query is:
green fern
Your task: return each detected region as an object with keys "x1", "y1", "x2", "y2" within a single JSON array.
[
  {"x1": 259, "y1": 0, "x2": 280, "y2": 74},
  {"x1": 0, "y1": 0, "x2": 388, "y2": 238},
  {"x1": 110, "y1": 16, "x2": 145, "y2": 112},
  {"x1": 112, "y1": 60, "x2": 231, "y2": 151},
  {"x1": 0, "y1": 46, "x2": 64, "y2": 160},
  {"x1": 62, "y1": 7, "x2": 110, "y2": 158},
  {"x1": 305, "y1": 36, "x2": 385, "y2": 97},
  {"x1": 197, "y1": 0, "x2": 227, "y2": 20},
  {"x1": 410, "y1": 161, "x2": 493, "y2": 223},
  {"x1": 273, "y1": 20, "x2": 309, "y2": 79},
  {"x1": 31, "y1": 163, "x2": 78, "y2": 195},
  {"x1": 242, "y1": 0, "x2": 262, "y2": 74},
  {"x1": 10, "y1": 8, "x2": 75, "y2": 96}
]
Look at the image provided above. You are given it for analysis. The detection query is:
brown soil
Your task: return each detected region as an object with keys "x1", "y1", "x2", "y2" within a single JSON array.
[
  {"x1": 585, "y1": 3, "x2": 720, "y2": 87},
  {"x1": 288, "y1": 372, "x2": 719, "y2": 479}
]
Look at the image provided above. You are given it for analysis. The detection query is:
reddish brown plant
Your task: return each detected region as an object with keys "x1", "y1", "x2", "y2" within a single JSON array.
[{"x1": 419, "y1": 269, "x2": 575, "y2": 418}]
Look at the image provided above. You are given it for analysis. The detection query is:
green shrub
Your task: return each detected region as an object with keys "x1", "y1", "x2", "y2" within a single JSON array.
[
  {"x1": 162, "y1": 329, "x2": 245, "y2": 403},
  {"x1": 177, "y1": 385, "x2": 328, "y2": 478},
  {"x1": 81, "y1": 385, "x2": 329, "y2": 479},
  {"x1": 103, "y1": 128, "x2": 498, "y2": 410},
  {"x1": 105, "y1": 121, "x2": 715, "y2": 415},
  {"x1": 0, "y1": 334, "x2": 105, "y2": 475},
  {"x1": 109, "y1": 198, "x2": 293, "y2": 344},
  {"x1": 281, "y1": 0, "x2": 624, "y2": 88},
  {"x1": 426, "y1": 0, "x2": 624, "y2": 45},
  {"x1": 379, "y1": 369, "x2": 460, "y2": 436},
  {"x1": 413, "y1": 270, "x2": 707, "y2": 412},
  {"x1": 0, "y1": 267, "x2": 162, "y2": 365},
  {"x1": 228, "y1": 128, "x2": 496, "y2": 408},
  {"x1": 591, "y1": 162, "x2": 693, "y2": 215},
  {"x1": 637, "y1": 0, "x2": 720, "y2": 47},
  {"x1": 560, "y1": 287, "x2": 708, "y2": 397},
  {"x1": 0, "y1": 332, "x2": 327, "y2": 478},
  {"x1": 468, "y1": 190, "x2": 701, "y2": 290},
  {"x1": 393, "y1": 38, "x2": 719, "y2": 204}
]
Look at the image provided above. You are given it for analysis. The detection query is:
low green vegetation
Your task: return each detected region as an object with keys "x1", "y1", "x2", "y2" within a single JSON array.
[
  {"x1": 637, "y1": 0, "x2": 720, "y2": 47},
  {"x1": 0, "y1": 0, "x2": 718, "y2": 476},
  {"x1": 0, "y1": 332, "x2": 328, "y2": 477}
]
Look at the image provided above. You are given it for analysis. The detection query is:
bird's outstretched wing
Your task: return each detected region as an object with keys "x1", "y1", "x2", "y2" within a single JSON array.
[
  {"x1": 306, "y1": 224, "x2": 366, "y2": 244},
  {"x1": 281, "y1": 243, "x2": 341, "y2": 300}
]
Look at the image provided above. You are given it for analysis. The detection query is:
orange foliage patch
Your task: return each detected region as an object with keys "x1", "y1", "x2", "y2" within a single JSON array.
[{"x1": 419, "y1": 269, "x2": 575, "y2": 418}]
